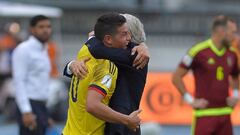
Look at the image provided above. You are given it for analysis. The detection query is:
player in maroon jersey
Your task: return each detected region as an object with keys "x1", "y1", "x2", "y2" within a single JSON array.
[{"x1": 172, "y1": 15, "x2": 239, "y2": 135}]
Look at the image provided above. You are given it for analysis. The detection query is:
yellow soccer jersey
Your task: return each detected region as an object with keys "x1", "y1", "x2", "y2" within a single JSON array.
[{"x1": 62, "y1": 45, "x2": 118, "y2": 135}]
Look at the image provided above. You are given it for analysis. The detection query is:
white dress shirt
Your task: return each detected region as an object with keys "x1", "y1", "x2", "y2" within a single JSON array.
[{"x1": 12, "y1": 36, "x2": 51, "y2": 113}]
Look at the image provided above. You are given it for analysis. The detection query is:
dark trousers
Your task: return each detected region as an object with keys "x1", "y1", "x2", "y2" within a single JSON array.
[
  {"x1": 17, "y1": 100, "x2": 48, "y2": 135},
  {"x1": 105, "y1": 105, "x2": 141, "y2": 135}
]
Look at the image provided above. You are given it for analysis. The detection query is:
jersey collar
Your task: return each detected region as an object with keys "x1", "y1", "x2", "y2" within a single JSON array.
[{"x1": 208, "y1": 39, "x2": 226, "y2": 56}]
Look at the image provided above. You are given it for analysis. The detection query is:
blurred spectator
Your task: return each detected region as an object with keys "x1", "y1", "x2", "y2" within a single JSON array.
[
  {"x1": 0, "y1": 22, "x2": 21, "y2": 89},
  {"x1": 48, "y1": 40, "x2": 59, "y2": 78},
  {"x1": 47, "y1": 40, "x2": 68, "y2": 122},
  {"x1": 232, "y1": 31, "x2": 240, "y2": 68},
  {"x1": 12, "y1": 15, "x2": 52, "y2": 135},
  {"x1": 0, "y1": 22, "x2": 21, "y2": 120},
  {"x1": 231, "y1": 32, "x2": 240, "y2": 91}
]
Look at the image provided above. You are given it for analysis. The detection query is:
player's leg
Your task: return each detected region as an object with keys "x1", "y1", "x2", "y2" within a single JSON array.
[
  {"x1": 214, "y1": 115, "x2": 233, "y2": 135},
  {"x1": 193, "y1": 116, "x2": 216, "y2": 135}
]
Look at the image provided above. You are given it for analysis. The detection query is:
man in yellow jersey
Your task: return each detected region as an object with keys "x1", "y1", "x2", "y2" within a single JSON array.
[
  {"x1": 62, "y1": 13, "x2": 141, "y2": 135},
  {"x1": 172, "y1": 15, "x2": 239, "y2": 135}
]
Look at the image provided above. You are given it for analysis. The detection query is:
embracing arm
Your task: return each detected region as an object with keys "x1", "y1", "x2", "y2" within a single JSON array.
[
  {"x1": 63, "y1": 58, "x2": 90, "y2": 79},
  {"x1": 87, "y1": 37, "x2": 149, "y2": 68},
  {"x1": 86, "y1": 90, "x2": 141, "y2": 131},
  {"x1": 87, "y1": 38, "x2": 134, "y2": 65}
]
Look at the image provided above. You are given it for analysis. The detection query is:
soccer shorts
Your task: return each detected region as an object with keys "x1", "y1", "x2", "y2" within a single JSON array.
[{"x1": 192, "y1": 115, "x2": 232, "y2": 135}]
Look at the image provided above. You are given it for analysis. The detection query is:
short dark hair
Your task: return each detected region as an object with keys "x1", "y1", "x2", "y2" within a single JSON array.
[
  {"x1": 94, "y1": 13, "x2": 126, "y2": 41},
  {"x1": 212, "y1": 15, "x2": 236, "y2": 31},
  {"x1": 30, "y1": 15, "x2": 49, "y2": 27}
]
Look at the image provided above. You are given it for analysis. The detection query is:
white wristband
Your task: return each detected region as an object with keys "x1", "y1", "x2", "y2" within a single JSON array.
[
  {"x1": 67, "y1": 60, "x2": 74, "y2": 75},
  {"x1": 233, "y1": 89, "x2": 239, "y2": 98},
  {"x1": 183, "y1": 93, "x2": 194, "y2": 104}
]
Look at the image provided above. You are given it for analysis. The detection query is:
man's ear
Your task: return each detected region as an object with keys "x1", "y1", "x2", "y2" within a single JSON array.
[{"x1": 103, "y1": 35, "x2": 113, "y2": 46}]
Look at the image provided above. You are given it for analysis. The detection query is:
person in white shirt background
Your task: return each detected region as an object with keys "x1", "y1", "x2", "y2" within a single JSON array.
[{"x1": 12, "y1": 15, "x2": 52, "y2": 135}]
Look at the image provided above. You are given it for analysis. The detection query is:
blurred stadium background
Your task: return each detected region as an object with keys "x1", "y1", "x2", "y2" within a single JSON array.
[{"x1": 0, "y1": 0, "x2": 240, "y2": 135}]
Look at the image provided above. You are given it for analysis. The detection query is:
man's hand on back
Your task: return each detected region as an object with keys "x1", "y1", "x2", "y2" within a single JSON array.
[
  {"x1": 69, "y1": 58, "x2": 90, "y2": 79},
  {"x1": 131, "y1": 43, "x2": 149, "y2": 69}
]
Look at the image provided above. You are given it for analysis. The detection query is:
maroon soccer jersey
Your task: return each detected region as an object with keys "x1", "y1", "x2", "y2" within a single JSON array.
[{"x1": 180, "y1": 39, "x2": 239, "y2": 108}]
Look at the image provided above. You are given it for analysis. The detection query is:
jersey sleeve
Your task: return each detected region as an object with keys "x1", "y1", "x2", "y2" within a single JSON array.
[
  {"x1": 179, "y1": 49, "x2": 195, "y2": 69},
  {"x1": 88, "y1": 62, "x2": 117, "y2": 97}
]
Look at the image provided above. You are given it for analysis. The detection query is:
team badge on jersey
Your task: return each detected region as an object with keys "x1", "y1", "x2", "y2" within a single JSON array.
[
  {"x1": 227, "y1": 57, "x2": 232, "y2": 67},
  {"x1": 207, "y1": 57, "x2": 215, "y2": 65},
  {"x1": 101, "y1": 74, "x2": 112, "y2": 89}
]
